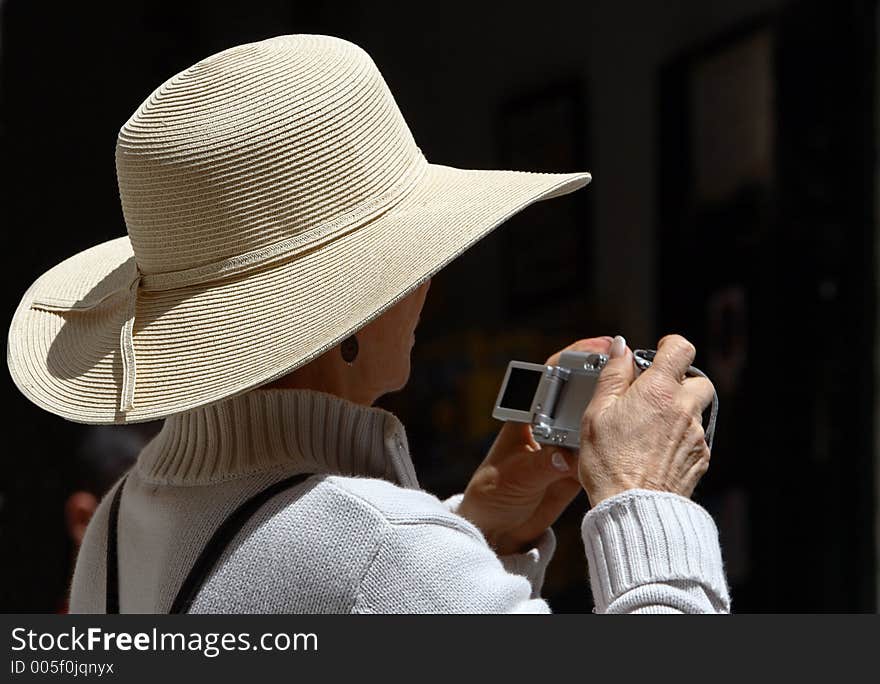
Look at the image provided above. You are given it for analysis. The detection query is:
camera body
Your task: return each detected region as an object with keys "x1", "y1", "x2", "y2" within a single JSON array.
[{"x1": 492, "y1": 349, "x2": 717, "y2": 450}]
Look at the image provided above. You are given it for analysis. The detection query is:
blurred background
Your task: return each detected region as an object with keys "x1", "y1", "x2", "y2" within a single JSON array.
[{"x1": 1, "y1": 0, "x2": 877, "y2": 613}]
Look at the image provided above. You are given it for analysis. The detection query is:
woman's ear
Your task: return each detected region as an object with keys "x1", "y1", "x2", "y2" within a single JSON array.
[{"x1": 65, "y1": 491, "x2": 98, "y2": 547}]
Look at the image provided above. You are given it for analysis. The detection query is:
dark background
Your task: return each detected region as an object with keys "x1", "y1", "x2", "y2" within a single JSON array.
[{"x1": 1, "y1": 0, "x2": 877, "y2": 612}]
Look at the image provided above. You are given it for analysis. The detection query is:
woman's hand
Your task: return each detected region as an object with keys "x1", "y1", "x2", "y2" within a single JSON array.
[
  {"x1": 457, "y1": 336, "x2": 613, "y2": 555},
  {"x1": 578, "y1": 334, "x2": 715, "y2": 506}
]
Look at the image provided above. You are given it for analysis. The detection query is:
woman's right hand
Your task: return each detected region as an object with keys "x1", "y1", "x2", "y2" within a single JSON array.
[{"x1": 578, "y1": 334, "x2": 716, "y2": 506}]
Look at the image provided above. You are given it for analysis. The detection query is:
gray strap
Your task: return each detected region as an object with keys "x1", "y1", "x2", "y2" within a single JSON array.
[
  {"x1": 683, "y1": 365, "x2": 719, "y2": 451},
  {"x1": 105, "y1": 472, "x2": 313, "y2": 614}
]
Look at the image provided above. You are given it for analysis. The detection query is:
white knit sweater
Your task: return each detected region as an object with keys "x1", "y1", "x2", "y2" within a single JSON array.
[{"x1": 69, "y1": 389, "x2": 730, "y2": 613}]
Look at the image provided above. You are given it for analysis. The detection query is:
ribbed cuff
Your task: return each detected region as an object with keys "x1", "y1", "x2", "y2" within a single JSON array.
[
  {"x1": 581, "y1": 489, "x2": 730, "y2": 613},
  {"x1": 444, "y1": 493, "x2": 556, "y2": 598}
]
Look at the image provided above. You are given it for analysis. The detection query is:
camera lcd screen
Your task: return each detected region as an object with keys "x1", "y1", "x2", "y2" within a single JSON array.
[{"x1": 499, "y1": 367, "x2": 542, "y2": 412}]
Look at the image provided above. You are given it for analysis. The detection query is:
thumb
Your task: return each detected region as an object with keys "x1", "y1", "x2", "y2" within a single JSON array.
[
  {"x1": 489, "y1": 423, "x2": 576, "y2": 488},
  {"x1": 490, "y1": 420, "x2": 537, "y2": 459},
  {"x1": 591, "y1": 335, "x2": 635, "y2": 412}
]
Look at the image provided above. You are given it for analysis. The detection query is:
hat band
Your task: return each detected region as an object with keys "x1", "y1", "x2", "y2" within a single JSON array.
[{"x1": 29, "y1": 156, "x2": 428, "y2": 415}]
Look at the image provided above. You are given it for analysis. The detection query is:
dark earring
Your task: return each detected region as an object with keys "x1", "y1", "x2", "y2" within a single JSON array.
[{"x1": 340, "y1": 335, "x2": 359, "y2": 365}]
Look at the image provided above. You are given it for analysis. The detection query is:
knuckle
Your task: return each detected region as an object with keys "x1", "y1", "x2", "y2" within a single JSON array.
[
  {"x1": 681, "y1": 385, "x2": 709, "y2": 416},
  {"x1": 675, "y1": 336, "x2": 696, "y2": 360},
  {"x1": 683, "y1": 338, "x2": 697, "y2": 357},
  {"x1": 581, "y1": 402, "x2": 596, "y2": 423},
  {"x1": 580, "y1": 407, "x2": 599, "y2": 435},
  {"x1": 687, "y1": 422, "x2": 710, "y2": 461},
  {"x1": 696, "y1": 456, "x2": 710, "y2": 476},
  {"x1": 695, "y1": 376, "x2": 715, "y2": 399},
  {"x1": 656, "y1": 335, "x2": 697, "y2": 375},
  {"x1": 689, "y1": 416, "x2": 707, "y2": 441},
  {"x1": 660, "y1": 333, "x2": 686, "y2": 348},
  {"x1": 661, "y1": 334, "x2": 694, "y2": 358}
]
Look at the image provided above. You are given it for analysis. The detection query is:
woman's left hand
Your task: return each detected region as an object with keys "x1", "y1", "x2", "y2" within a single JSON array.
[{"x1": 456, "y1": 336, "x2": 614, "y2": 555}]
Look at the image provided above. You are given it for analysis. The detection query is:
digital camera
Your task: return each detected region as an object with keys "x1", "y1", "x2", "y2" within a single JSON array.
[{"x1": 492, "y1": 349, "x2": 718, "y2": 450}]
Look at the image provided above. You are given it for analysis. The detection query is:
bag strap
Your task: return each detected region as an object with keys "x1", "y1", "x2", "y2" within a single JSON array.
[
  {"x1": 105, "y1": 475, "x2": 127, "y2": 614},
  {"x1": 105, "y1": 471, "x2": 313, "y2": 614}
]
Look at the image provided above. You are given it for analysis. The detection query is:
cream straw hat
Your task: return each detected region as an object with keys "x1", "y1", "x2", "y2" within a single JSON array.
[{"x1": 7, "y1": 35, "x2": 590, "y2": 424}]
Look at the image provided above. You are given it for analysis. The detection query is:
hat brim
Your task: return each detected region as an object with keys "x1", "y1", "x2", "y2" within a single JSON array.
[{"x1": 8, "y1": 163, "x2": 590, "y2": 424}]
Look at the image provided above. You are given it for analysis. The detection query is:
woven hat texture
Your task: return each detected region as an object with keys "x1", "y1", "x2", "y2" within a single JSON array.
[{"x1": 7, "y1": 34, "x2": 591, "y2": 424}]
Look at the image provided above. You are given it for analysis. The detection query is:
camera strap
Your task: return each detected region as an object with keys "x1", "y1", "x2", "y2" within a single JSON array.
[
  {"x1": 684, "y1": 364, "x2": 719, "y2": 451},
  {"x1": 104, "y1": 471, "x2": 314, "y2": 614}
]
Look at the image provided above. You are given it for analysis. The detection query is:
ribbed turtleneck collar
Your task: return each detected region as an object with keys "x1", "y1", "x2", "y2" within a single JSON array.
[{"x1": 135, "y1": 389, "x2": 419, "y2": 488}]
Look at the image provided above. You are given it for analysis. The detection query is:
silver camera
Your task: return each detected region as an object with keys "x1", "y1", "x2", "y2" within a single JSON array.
[{"x1": 492, "y1": 349, "x2": 717, "y2": 450}]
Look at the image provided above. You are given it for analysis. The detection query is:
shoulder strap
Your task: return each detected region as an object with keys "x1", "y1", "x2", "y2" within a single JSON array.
[
  {"x1": 105, "y1": 472, "x2": 313, "y2": 614},
  {"x1": 169, "y1": 472, "x2": 313, "y2": 614},
  {"x1": 105, "y1": 475, "x2": 128, "y2": 614}
]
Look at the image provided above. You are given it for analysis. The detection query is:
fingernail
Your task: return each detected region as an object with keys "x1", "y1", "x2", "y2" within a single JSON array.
[
  {"x1": 551, "y1": 451, "x2": 569, "y2": 472},
  {"x1": 610, "y1": 335, "x2": 626, "y2": 358}
]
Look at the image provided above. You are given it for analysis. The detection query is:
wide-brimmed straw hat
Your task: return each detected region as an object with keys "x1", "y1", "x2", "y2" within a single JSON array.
[{"x1": 7, "y1": 35, "x2": 590, "y2": 424}]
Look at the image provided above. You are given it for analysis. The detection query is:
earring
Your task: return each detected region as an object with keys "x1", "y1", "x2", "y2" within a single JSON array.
[{"x1": 340, "y1": 335, "x2": 359, "y2": 365}]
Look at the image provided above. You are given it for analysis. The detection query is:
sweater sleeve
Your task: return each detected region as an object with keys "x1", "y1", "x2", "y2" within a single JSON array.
[
  {"x1": 350, "y1": 484, "x2": 729, "y2": 614},
  {"x1": 352, "y1": 516, "x2": 552, "y2": 614},
  {"x1": 581, "y1": 489, "x2": 731, "y2": 614},
  {"x1": 441, "y1": 492, "x2": 556, "y2": 598}
]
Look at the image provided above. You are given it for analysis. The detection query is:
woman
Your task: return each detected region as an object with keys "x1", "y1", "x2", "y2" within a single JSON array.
[{"x1": 8, "y1": 35, "x2": 728, "y2": 613}]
